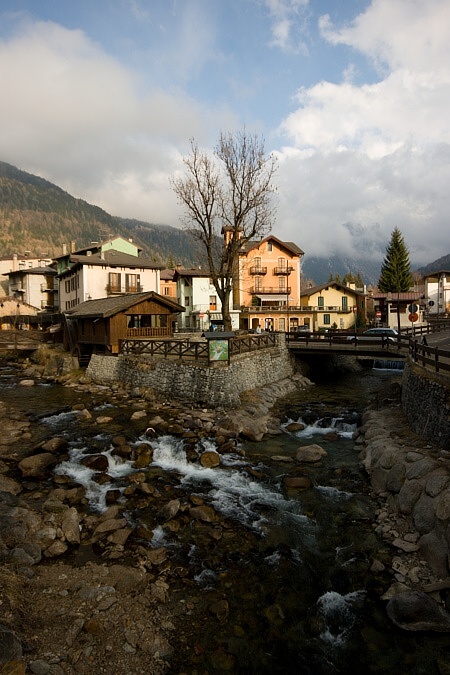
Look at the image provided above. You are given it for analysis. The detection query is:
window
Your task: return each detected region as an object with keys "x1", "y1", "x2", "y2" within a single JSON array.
[
  {"x1": 254, "y1": 257, "x2": 262, "y2": 271},
  {"x1": 267, "y1": 242, "x2": 272, "y2": 252},
  {"x1": 318, "y1": 296, "x2": 324, "y2": 308},
  {"x1": 254, "y1": 276, "x2": 262, "y2": 291},
  {"x1": 278, "y1": 277, "x2": 286, "y2": 291},
  {"x1": 164, "y1": 287, "x2": 171, "y2": 296},
  {"x1": 65, "y1": 280, "x2": 70, "y2": 293},
  {"x1": 324, "y1": 314, "x2": 331, "y2": 325},
  {"x1": 342, "y1": 296, "x2": 348, "y2": 310},
  {"x1": 278, "y1": 257, "x2": 286, "y2": 271},
  {"x1": 125, "y1": 273, "x2": 138, "y2": 292},
  {"x1": 109, "y1": 272, "x2": 121, "y2": 293},
  {"x1": 185, "y1": 297, "x2": 190, "y2": 306},
  {"x1": 209, "y1": 295, "x2": 217, "y2": 310}
]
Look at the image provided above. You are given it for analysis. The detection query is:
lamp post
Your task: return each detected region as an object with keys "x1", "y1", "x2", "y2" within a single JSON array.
[{"x1": 286, "y1": 266, "x2": 294, "y2": 333}]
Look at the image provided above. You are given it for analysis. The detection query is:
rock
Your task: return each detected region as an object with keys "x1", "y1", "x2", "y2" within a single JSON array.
[
  {"x1": 157, "y1": 499, "x2": 181, "y2": 523},
  {"x1": 19, "y1": 379, "x2": 35, "y2": 386},
  {"x1": 386, "y1": 590, "x2": 450, "y2": 632},
  {"x1": 283, "y1": 476, "x2": 313, "y2": 490},
  {"x1": 200, "y1": 450, "x2": 220, "y2": 467},
  {"x1": 285, "y1": 422, "x2": 305, "y2": 432},
  {"x1": 189, "y1": 505, "x2": 217, "y2": 522},
  {"x1": 81, "y1": 454, "x2": 109, "y2": 471},
  {"x1": 61, "y1": 507, "x2": 81, "y2": 545},
  {"x1": 18, "y1": 452, "x2": 58, "y2": 477},
  {"x1": 0, "y1": 475, "x2": 22, "y2": 495},
  {"x1": 131, "y1": 410, "x2": 147, "y2": 420},
  {"x1": 0, "y1": 624, "x2": 23, "y2": 664},
  {"x1": 40, "y1": 437, "x2": 69, "y2": 454},
  {"x1": 295, "y1": 444, "x2": 327, "y2": 463}
]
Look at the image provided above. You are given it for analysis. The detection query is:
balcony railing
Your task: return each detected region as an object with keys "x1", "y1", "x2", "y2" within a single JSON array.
[
  {"x1": 249, "y1": 266, "x2": 267, "y2": 275},
  {"x1": 249, "y1": 286, "x2": 291, "y2": 295},
  {"x1": 106, "y1": 284, "x2": 143, "y2": 294},
  {"x1": 240, "y1": 305, "x2": 353, "y2": 313},
  {"x1": 273, "y1": 266, "x2": 294, "y2": 275}
]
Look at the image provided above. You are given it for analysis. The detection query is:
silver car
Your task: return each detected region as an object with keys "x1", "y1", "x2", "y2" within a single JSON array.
[{"x1": 347, "y1": 328, "x2": 398, "y2": 344}]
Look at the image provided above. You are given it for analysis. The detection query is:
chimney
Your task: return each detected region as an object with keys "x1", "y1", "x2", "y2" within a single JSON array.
[{"x1": 70, "y1": 241, "x2": 76, "y2": 253}]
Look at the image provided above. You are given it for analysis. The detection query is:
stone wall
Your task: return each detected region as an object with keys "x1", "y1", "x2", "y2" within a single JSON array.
[
  {"x1": 401, "y1": 360, "x2": 450, "y2": 450},
  {"x1": 86, "y1": 339, "x2": 297, "y2": 408}
]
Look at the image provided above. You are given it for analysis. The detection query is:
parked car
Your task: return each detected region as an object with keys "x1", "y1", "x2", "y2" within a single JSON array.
[
  {"x1": 292, "y1": 325, "x2": 311, "y2": 339},
  {"x1": 347, "y1": 327, "x2": 398, "y2": 344}
]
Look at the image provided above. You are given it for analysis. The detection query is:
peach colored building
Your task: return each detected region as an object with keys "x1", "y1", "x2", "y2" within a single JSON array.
[{"x1": 237, "y1": 235, "x2": 304, "y2": 332}]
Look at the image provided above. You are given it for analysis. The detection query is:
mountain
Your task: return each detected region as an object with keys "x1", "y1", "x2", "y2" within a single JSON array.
[
  {"x1": 416, "y1": 254, "x2": 450, "y2": 277},
  {"x1": 301, "y1": 254, "x2": 384, "y2": 288},
  {"x1": 0, "y1": 161, "x2": 198, "y2": 267},
  {"x1": 0, "y1": 160, "x2": 448, "y2": 284}
]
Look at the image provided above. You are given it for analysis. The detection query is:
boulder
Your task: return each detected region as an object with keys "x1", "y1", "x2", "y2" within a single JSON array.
[
  {"x1": 200, "y1": 450, "x2": 220, "y2": 468},
  {"x1": 295, "y1": 444, "x2": 327, "y2": 463},
  {"x1": 18, "y1": 452, "x2": 58, "y2": 478},
  {"x1": 386, "y1": 591, "x2": 450, "y2": 632}
]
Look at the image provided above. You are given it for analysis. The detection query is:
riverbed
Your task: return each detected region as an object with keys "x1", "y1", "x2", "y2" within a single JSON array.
[{"x1": 2, "y1": 361, "x2": 450, "y2": 673}]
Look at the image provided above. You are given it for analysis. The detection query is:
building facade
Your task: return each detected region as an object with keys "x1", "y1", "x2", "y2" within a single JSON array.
[{"x1": 55, "y1": 238, "x2": 162, "y2": 311}]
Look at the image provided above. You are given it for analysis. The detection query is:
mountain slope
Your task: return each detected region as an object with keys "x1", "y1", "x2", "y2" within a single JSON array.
[{"x1": 0, "y1": 161, "x2": 197, "y2": 266}]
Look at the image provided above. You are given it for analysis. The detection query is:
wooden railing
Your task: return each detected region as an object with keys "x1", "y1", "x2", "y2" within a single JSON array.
[{"x1": 120, "y1": 332, "x2": 278, "y2": 361}]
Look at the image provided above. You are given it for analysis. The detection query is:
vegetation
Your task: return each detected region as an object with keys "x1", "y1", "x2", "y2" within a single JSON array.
[
  {"x1": 0, "y1": 161, "x2": 196, "y2": 266},
  {"x1": 171, "y1": 130, "x2": 278, "y2": 330},
  {"x1": 378, "y1": 227, "x2": 412, "y2": 332}
]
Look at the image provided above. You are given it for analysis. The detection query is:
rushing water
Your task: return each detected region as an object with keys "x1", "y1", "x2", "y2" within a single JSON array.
[{"x1": 2, "y1": 362, "x2": 450, "y2": 673}]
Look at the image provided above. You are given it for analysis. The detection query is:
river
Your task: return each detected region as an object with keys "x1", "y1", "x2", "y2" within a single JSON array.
[{"x1": 2, "y1": 361, "x2": 449, "y2": 674}]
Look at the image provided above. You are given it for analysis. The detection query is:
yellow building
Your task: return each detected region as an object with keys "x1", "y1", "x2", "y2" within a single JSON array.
[
  {"x1": 300, "y1": 282, "x2": 366, "y2": 332},
  {"x1": 237, "y1": 235, "x2": 304, "y2": 332}
]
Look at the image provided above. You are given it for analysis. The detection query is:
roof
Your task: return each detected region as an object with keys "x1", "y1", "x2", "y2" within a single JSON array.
[
  {"x1": 372, "y1": 291, "x2": 425, "y2": 301},
  {"x1": 422, "y1": 270, "x2": 450, "y2": 278},
  {"x1": 160, "y1": 268, "x2": 176, "y2": 281},
  {"x1": 6, "y1": 266, "x2": 56, "y2": 276},
  {"x1": 65, "y1": 292, "x2": 185, "y2": 319},
  {"x1": 240, "y1": 235, "x2": 304, "y2": 256},
  {"x1": 173, "y1": 267, "x2": 211, "y2": 279},
  {"x1": 58, "y1": 251, "x2": 164, "y2": 277},
  {"x1": 301, "y1": 282, "x2": 365, "y2": 298}
]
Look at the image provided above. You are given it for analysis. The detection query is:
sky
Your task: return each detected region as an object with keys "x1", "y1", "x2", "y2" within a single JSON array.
[{"x1": 0, "y1": 0, "x2": 449, "y2": 268}]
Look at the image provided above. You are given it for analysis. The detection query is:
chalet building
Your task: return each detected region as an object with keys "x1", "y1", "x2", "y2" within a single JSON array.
[
  {"x1": 55, "y1": 237, "x2": 163, "y2": 311},
  {"x1": 423, "y1": 270, "x2": 450, "y2": 317},
  {"x1": 64, "y1": 291, "x2": 185, "y2": 359},
  {"x1": 237, "y1": 235, "x2": 303, "y2": 332},
  {"x1": 300, "y1": 282, "x2": 366, "y2": 331}
]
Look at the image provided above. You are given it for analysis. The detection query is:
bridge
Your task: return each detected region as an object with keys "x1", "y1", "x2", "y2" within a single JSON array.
[
  {"x1": 286, "y1": 329, "x2": 450, "y2": 377},
  {"x1": 0, "y1": 330, "x2": 49, "y2": 352}
]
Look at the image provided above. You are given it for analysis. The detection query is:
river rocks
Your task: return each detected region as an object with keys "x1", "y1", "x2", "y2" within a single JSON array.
[
  {"x1": 358, "y1": 397, "x2": 450, "y2": 631},
  {"x1": 296, "y1": 443, "x2": 327, "y2": 463},
  {"x1": 18, "y1": 452, "x2": 58, "y2": 477},
  {"x1": 386, "y1": 591, "x2": 450, "y2": 632},
  {"x1": 283, "y1": 475, "x2": 313, "y2": 490},
  {"x1": 200, "y1": 449, "x2": 221, "y2": 467}
]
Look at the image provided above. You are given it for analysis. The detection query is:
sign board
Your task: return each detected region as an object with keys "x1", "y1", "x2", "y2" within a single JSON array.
[
  {"x1": 376, "y1": 311, "x2": 381, "y2": 318},
  {"x1": 408, "y1": 303, "x2": 418, "y2": 313},
  {"x1": 208, "y1": 339, "x2": 229, "y2": 362},
  {"x1": 408, "y1": 313, "x2": 418, "y2": 323}
]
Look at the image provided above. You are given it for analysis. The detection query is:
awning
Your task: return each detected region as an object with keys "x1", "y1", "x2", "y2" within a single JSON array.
[{"x1": 255, "y1": 295, "x2": 292, "y2": 302}]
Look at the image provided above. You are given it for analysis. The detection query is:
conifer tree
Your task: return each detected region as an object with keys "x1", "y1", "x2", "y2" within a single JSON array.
[{"x1": 378, "y1": 227, "x2": 412, "y2": 333}]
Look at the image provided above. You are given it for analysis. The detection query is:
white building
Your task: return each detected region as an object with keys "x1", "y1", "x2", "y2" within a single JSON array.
[
  {"x1": 55, "y1": 237, "x2": 163, "y2": 311},
  {"x1": 6, "y1": 265, "x2": 58, "y2": 310},
  {"x1": 173, "y1": 267, "x2": 239, "y2": 331},
  {"x1": 424, "y1": 270, "x2": 450, "y2": 316},
  {"x1": 0, "y1": 253, "x2": 53, "y2": 296}
]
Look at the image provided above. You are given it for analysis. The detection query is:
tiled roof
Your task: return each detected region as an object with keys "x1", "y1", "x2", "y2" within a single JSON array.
[{"x1": 65, "y1": 292, "x2": 184, "y2": 318}]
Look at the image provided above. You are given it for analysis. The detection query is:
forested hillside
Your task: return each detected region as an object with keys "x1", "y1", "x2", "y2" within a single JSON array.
[{"x1": 0, "y1": 161, "x2": 198, "y2": 266}]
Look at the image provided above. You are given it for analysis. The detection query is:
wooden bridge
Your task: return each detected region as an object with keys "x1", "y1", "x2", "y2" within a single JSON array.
[{"x1": 0, "y1": 330, "x2": 49, "y2": 352}]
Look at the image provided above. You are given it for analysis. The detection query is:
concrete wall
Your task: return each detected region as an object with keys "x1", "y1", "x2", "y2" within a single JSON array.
[
  {"x1": 401, "y1": 360, "x2": 450, "y2": 450},
  {"x1": 87, "y1": 339, "x2": 296, "y2": 409}
]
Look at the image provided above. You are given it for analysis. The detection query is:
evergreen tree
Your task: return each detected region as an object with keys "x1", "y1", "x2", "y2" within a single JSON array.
[
  {"x1": 378, "y1": 227, "x2": 412, "y2": 333},
  {"x1": 379, "y1": 228, "x2": 412, "y2": 292}
]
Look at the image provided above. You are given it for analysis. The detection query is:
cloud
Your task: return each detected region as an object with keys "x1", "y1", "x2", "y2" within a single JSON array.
[
  {"x1": 276, "y1": 0, "x2": 450, "y2": 265},
  {"x1": 265, "y1": 0, "x2": 309, "y2": 54},
  {"x1": 0, "y1": 18, "x2": 235, "y2": 224}
]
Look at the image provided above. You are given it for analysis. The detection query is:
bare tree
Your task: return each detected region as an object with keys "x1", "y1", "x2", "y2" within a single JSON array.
[{"x1": 170, "y1": 129, "x2": 278, "y2": 331}]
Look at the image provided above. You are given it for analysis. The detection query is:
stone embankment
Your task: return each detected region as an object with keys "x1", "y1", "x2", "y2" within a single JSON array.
[
  {"x1": 0, "y1": 352, "x2": 313, "y2": 674},
  {"x1": 355, "y1": 381, "x2": 450, "y2": 631}
]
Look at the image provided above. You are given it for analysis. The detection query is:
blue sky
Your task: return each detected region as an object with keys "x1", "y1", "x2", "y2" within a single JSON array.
[{"x1": 1, "y1": 0, "x2": 449, "y2": 267}]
